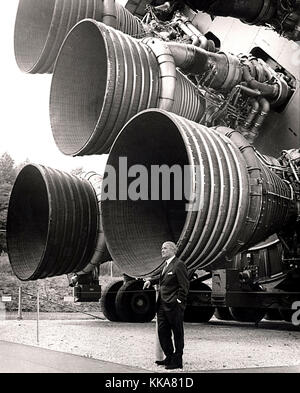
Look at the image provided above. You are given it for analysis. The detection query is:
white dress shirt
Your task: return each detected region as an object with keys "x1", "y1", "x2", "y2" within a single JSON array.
[{"x1": 165, "y1": 255, "x2": 175, "y2": 266}]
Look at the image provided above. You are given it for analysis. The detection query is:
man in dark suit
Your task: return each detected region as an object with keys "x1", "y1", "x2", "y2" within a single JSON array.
[{"x1": 143, "y1": 241, "x2": 189, "y2": 369}]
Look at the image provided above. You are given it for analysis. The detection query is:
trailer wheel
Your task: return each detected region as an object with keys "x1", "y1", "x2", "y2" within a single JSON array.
[
  {"x1": 115, "y1": 280, "x2": 156, "y2": 322},
  {"x1": 100, "y1": 279, "x2": 124, "y2": 321},
  {"x1": 184, "y1": 281, "x2": 215, "y2": 323},
  {"x1": 229, "y1": 307, "x2": 266, "y2": 323},
  {"x1": 279, "y1": 309, "x2": 293, "y2": 322},
  {"x1": 214, "y1": 307, "x2": 233, "y2": 321},
  {"x1": 264, "y1": 309, "x2": 283, "y2": 321}
]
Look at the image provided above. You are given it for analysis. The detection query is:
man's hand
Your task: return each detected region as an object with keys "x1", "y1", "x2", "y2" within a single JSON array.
[{"x1": 143, "y1": 280, "x2": 151, "y2": 290}]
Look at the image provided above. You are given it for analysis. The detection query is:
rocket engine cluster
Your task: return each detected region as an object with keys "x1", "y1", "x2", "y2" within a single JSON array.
[{"x1": 7, "y1": 0, "x2": 299, "y2": 285}]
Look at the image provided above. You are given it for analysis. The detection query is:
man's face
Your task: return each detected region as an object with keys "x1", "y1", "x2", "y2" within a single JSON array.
[{"x1": 161, "y1": 243, "x2": 175, "y2": 259}]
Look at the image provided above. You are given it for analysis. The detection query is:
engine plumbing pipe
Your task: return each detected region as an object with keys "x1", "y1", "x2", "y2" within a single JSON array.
[
  {"x1": 175, "y1": 17, "x2": 209, "y2": 48},
  {"x1": 14, "y1": 0, "x2": 145, "y2": 74},
  {"x1": 237, "y1": 95, "x2": 271, "y2": 143},
  {"x1": 246, "y1": 98, "x2": 271, "y2": 143},
  {"x1": 77, "y1": 172, "x2": 111, "y2": 275},
  {"x1": 50, "y1": 20, "x2": 205, "y2": 156},
  {"x1": 165, "y1": 42, "x2": 242, "y2": 90},
  {"x1": 167, "y1": 43, "x2": 290, "y2": 104},
  {"x1": 7, "y1": 164, "x2": 109, "y2": 281},
  {"x1": 102, "y1": 0, "x2": 117, "y2": 28},
  {"x1": 101, "y1": 109, "x2": 297, "y2": 278},
  {"x1": 243, "y1": 66, "x2": 279, "y2": 100}
]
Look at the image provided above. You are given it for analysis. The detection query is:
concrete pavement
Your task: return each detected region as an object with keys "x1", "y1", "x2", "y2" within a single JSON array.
[
  {"x1": 1, "y1": 340, "x2": 300, "y2": 373},
  {"x1": 201, "y1": 365, "x2": 300, "y2": 373},
  {"x1": 0, "y1": 340, "x2": 149, "y2": 373}
]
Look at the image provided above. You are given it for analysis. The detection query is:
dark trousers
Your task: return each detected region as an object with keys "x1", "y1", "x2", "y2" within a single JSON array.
[{"x1": 157, "y1": 301, "x2": 185, "y2": 359}]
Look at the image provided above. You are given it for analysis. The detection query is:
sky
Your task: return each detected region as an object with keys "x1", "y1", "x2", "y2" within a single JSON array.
[{"x1": 0, "y1": 0, "x2": 128, "y2": 174}]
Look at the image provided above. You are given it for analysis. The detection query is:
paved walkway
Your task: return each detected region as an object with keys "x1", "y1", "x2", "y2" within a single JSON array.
[
  {"x1": 0, "y1": 341, "x2": 149, "y2": 373},
  {"x1": 1, "y1": 340, "x2": 299, "y2": 373},
  {"x1": 201, "y1": 365, "x2": 300, "y2": 373}
]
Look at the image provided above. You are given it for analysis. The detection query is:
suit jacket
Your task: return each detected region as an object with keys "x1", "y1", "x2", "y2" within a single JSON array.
[{"x1": 151, "y1": 257, "x2": 190, "y2": 310}]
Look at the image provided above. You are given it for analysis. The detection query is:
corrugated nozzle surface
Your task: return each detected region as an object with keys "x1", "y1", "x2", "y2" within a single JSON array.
[
  {"x1": 7, "y1": 164, "x2": 98, "y2": 281},
  {"x1": 101, "y1": 110, "x2": 297, "y2": 277},
  {"x1": 14, "y1": 0, "x2": 145, "y2": 73},
  {"x1": 50, "y1": 20, "x2": 205, "y2": 156}
]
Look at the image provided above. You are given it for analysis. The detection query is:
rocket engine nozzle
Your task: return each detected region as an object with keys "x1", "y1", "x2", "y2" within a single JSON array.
[
  {"x1": 49, "y1": 20, "x2": 205, "y2": 156},
  {"x1": 14, "y1": 0, "x2": 145, "y2": 74},
  {"x1": 101, "y1": 109, "x2": 297, "y2": 277},
  {"x1": 6, "y1": 164, "x2": 109, "y2": 281}
]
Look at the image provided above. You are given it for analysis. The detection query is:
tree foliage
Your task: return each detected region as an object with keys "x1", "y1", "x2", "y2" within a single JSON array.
[
  {"x1": 0, "y1": 152, "x2": 16, "y2": 185},
  {"x1": 15, "y1": 158, "x2": 31, "y2": 176},
  {"x1": 0, "y1": 182, "x2": 11, "y2": 229}
]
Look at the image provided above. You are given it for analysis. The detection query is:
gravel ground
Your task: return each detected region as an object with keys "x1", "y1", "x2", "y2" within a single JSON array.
[{"x1": 0, "y1": 312, "x2": 300, "y2": 372}]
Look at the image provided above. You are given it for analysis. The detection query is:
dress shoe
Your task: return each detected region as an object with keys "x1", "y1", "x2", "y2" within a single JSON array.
[
  {"x1": 165, "y1": 354, "x2": 183, "y2": 369},
  {"x1": 165, "y1": 362, "x2": 183, "y2": 370},
  {"x1": 155, "y1": 356, "x2": 172, "y2": 366}
]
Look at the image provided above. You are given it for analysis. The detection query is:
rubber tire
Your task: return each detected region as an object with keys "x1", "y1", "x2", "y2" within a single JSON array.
[
  {"x1": 264, "y1": 309, "x2": 283, "y2": 321},
  {"x1": 184, "y1": 281, "x2": 215, "y2": 323},
  {"x1": 229, "y1": 307, "x2": 266, "y2": 323},
  {"x1": 214, "y1": 307, "x2": 233, "y2": 321},
  {"x1": 100, "y1": 279, "x2": 124, "y2": 321},
  {"x1": 115, "y1": 280, "x2": 156, "y2": 322},
  {"x1": 279, "y1": 309, "x2": 293, "y2": 322}
]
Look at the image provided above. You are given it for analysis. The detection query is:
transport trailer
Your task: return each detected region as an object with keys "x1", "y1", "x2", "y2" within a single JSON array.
[{"x1": 70, "y1": 236, "x2": 300, "y2": 324}]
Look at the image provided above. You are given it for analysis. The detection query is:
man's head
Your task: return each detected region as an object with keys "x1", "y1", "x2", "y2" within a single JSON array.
[{"x1": 161, "y1": 241, "x2": 178, "y2": 259}]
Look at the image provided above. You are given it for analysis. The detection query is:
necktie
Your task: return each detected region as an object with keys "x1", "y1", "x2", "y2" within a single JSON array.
[{"x1": 162, "y1": 261, "x2": 168, "y2": 275}]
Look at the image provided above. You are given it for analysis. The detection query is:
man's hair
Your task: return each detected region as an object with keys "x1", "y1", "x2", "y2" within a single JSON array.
[{"x1": 163, "y1": 241, "x2": 178, "y2": 253}]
